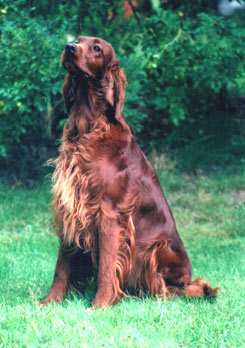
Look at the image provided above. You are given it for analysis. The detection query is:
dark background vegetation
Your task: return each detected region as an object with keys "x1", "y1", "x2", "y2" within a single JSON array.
[{"x1": 0, "y1": 0, "x2": 245, "y2": 185}]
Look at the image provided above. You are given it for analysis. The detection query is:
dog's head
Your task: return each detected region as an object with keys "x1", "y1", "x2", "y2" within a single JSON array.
[
  {"x1": 62, "y1": 36, "x2": 117, "y2": 79},
  {"x1": 62, "y1": 36, "x2": 127, "y2": 124}
]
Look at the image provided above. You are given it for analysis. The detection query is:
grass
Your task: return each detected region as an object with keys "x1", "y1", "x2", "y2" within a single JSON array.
[{"x1": 0, "y1": 166, "x2": 244, "y2": 348}]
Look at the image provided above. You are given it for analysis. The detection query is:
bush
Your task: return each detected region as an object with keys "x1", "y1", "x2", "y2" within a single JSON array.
[
  {"x1": 0, "y1": 2, "x2": 244, "y2": 181},
  {"x1": 0, "y1": 10, "x2": 68, "y2": 180},
  {"x1": 138, "y1": 10, "x2": 245, "y2": 165}
]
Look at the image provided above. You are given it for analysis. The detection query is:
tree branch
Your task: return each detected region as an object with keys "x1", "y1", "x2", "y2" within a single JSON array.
[{"x1": 128, "y1": 0, "x2": 142, "y2": 28}]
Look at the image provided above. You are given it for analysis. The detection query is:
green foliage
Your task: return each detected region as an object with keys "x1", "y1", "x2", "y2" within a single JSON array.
[
  {"x1": 0, "y1": 1, "x2": 245, "y2": 179},
  {"x1": 164, "y1": 0, "x2": 217, "y2": 16},
  {"x1": 0, "y1": 9, "x2": 68, "y2": 177},
  {"x1": 140, "y1": 10, "x2": 245, "y2": 151}
]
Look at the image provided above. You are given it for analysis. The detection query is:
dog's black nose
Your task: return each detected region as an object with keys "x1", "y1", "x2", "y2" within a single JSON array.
[{"x1": 65, "y1": 44, "x2": 78, "y2": 54}]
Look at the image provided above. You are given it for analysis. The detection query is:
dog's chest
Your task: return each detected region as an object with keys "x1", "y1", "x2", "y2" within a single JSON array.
[
  {"x1": 52, "y1": 123, "x2": 132, "y2": 235},
  {"x1": 52, "y1": 144, "x2": 103, "y2": 230}
]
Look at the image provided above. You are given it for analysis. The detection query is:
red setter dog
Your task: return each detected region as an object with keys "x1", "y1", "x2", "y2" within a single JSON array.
[{"x1": 42, "y1": 36, "x2": 218, "y2": 308}]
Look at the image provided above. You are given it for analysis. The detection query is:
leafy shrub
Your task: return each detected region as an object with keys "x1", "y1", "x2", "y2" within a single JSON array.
[
  {"x1": 139, "y1": 10, "x2": 245, "y2": 164},
  {"x1": 0, "y1": 10, "x2": 68, "y2": 179},
  {"x1": 0, "y1": 1, "x2": 245, "y2": 181}
]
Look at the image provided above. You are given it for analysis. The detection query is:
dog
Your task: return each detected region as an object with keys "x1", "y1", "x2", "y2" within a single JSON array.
[{"x1": 42, "y1": 36, "x2": 218, "y2": 308}]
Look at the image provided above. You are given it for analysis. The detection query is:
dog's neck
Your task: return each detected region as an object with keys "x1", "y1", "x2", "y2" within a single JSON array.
[{"x1": 64, "y1": 76, "x2": 113, "y2": 142}]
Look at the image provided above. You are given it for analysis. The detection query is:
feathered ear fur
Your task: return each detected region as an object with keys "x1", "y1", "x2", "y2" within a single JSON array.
[
  {"x1": 62, "y1": 74, "x2": 77, "y2": 113},
  {"x1": 104, "y1": 63, "x2": 127, "y2": 125}
]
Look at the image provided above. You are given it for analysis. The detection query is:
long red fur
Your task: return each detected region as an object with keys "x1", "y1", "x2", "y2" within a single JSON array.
[{"x1": 42, "y1": 36, "x2": 218, "y2": 308}]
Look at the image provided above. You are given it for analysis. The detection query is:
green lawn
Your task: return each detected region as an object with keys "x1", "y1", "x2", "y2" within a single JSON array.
[{"x1": 0, "y1": 166, "x2": 244, "y2": 348}]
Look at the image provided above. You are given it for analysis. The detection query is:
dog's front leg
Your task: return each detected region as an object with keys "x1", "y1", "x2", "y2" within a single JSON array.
[
  {"x1": 93, "y1": 216, "x2": 121, "y2": 309},
  {"x1": 41, "y1": 243, "x2": 71, "y2": 305}
]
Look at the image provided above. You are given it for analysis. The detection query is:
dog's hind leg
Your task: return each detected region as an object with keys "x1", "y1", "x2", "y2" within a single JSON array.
[{"x1": 156, "y1": 240, "x2": 218, "y2": 298}]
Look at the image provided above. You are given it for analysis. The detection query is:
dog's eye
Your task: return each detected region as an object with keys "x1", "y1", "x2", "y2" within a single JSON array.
[{"x1": 93, "y1": 45, "x2": 101, "y2": 52}]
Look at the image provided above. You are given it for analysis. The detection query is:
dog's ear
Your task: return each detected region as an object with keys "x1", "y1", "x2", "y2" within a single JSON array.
[
  {"x1": 62, "y1": 74, "x2": 76, "y2": 113},
  {"x1": 104, "y1": 62, "x2": 127, "y2": 125}
]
